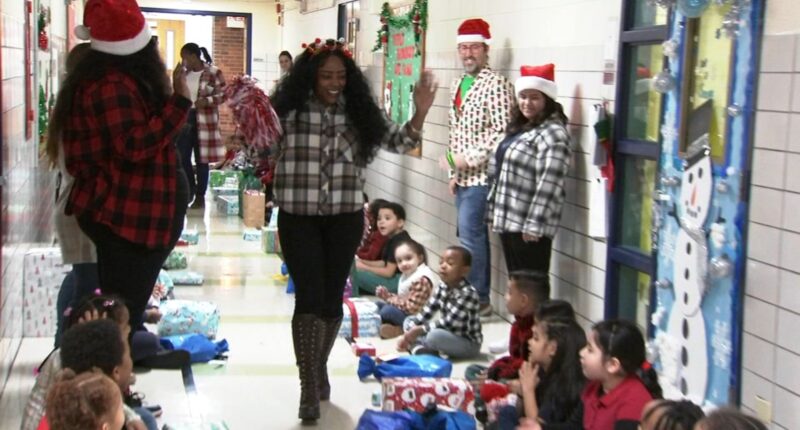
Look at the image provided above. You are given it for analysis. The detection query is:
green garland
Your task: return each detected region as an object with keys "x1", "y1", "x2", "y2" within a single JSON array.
[{"x1": 372, "y1": 0, "x2": 428, "y2": 53}]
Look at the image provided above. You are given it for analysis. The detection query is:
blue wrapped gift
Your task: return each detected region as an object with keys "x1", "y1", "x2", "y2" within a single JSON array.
[
  {"x1": 212, "y1": 186, "x2": 239, "y2": 198},
  {"x1": 168, "y1": 270, "x2": 204, "y2": 286},
  {"x1": 158, "y1": 299, "x2": 220, "y2": 338},
  {"x1": 180, "y1": 229, "x2": 200, "y2": 245},
  {"x1": 163, "y1": 251, "x2": 188, "y2": 270},
  {"x1": 216, "y1": 195, "x2": 239, "y2": 216},
  {"x1": 243, "y1": 228, "x2": 261, "y2": 241}
]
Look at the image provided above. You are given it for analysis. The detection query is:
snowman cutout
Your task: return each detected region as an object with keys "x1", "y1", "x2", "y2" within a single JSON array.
[{"x1": 667, "y1": 138, "x2": 713, "y2": 405}]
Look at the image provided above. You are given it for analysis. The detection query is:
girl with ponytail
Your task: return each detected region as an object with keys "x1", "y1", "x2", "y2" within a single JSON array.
[
  {"x1": 579, "y1": 319, "x2": 663, "y2": 430},
  {"x1": 178, "y1": 42, "x2": 226, "y2": 208}
]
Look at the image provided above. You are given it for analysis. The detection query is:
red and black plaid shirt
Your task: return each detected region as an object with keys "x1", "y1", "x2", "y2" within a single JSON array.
[{"x1": 64, "y1": 70, "x2": 191, "y2": 249}]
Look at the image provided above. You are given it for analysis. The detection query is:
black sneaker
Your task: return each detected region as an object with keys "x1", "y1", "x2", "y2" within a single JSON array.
[{"x1": 136, "y1": 349, "x2": 190, "y2": 370}]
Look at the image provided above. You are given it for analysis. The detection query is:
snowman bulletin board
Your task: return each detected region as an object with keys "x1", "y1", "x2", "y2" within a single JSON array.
[
  {"x1": 373, "y1": 0, "x2": 427, "y2": 157},
  {"x1": 649, "y1": 0, "x2": 762, "y2": 408}
]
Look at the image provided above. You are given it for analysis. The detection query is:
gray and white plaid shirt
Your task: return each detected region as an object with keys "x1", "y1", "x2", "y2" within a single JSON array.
[
  {"x1": 273, "y1": 97, "x2": 420, "y2": 215},
  {"x1": 408, "y1": 279, "x2": 483, "y2": 345},
  {"x1": 487, "y1": 116, "x2": 572, "y2": 238}
]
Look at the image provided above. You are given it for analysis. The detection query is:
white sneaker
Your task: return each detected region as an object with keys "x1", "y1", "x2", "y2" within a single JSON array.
[{"x1": 488, "y1": 339, "x2": 508, "y2": 354}]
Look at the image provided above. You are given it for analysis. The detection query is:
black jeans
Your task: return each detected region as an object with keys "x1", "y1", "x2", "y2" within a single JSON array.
[
  {"x1": 278, "y1": 211, "x2": 364, "y2": 318},
  {"x1": 177, "y1": 110, "x2": 210, "y2": 199},
  {"x1": 77, "y1": 169, "x2": 189, "y2": 332},
  {"x1": 499, "y1": 232, "x2": 553, "y2": 274}
]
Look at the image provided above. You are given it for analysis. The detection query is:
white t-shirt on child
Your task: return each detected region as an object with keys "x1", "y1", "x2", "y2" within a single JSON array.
[{"x1": 397, "y1": 263, "x2": 441, "y2": 297}]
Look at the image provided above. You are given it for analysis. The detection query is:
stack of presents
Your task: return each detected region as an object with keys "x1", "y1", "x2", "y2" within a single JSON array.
[{"x1": 209, "y1": 169, "x2": 268, "y2": 243}]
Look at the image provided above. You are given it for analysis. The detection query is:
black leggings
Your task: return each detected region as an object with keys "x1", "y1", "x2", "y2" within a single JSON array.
[
  {"x1": 278, "y1": 211, "x2": 363, "y2": 318},
  {"x1": 499, "y1": 232, "x2": 553, "y2": 274},
  {"x1": 77, "y1": 170, "x2": 188, "y2": 332}
]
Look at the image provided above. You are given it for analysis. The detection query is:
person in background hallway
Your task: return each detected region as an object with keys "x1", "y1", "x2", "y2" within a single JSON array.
[
  {"x1": 46, "y1": 42, "x2": 100, "y2": 348},
  {"x1": 270, "y1": 38, "x2": 436, "y2": 424},
  {"x1": 279, "y1": 50, "x2": 293, "y2": 76},
  {"x1": 177, "y1": 42, "x2": 226, "y2": 208},
  {"x1": 442, "y1": 18, "x2": 515, "y2": 317},
  {"x1": 55, "y1": 0, "x2": 191, "y2": 338},
  {"x1": 487, "y1": 64, "x2": 572, "y2": 275}
]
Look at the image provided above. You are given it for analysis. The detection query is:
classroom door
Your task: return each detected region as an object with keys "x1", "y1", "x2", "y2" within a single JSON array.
[{"x1": 152, "y1": 19, "x2": 185, "y2": 74}]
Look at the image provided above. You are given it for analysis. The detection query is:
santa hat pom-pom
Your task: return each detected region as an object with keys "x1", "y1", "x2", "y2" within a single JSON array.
[
  {"x1": 74, "y1": 25, "x2": 91, "y2": 41},
  {"x1": 314, "y1": 37, "x2": 321, "y2": 44},
  {"x1": 301, "y1": 43, "x2": 308, "y2": 48}
]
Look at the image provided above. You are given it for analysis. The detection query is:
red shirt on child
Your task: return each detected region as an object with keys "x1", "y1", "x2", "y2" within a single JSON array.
[
  {"x1": 581, "y1": 375, "x2": 652, "y2": 430},
  {"x1": 487, "y1": 314, "x2": 534, "y2": 380},
  {"x1": 357, "y1": 229, "x2": 388, "y2": 261}
]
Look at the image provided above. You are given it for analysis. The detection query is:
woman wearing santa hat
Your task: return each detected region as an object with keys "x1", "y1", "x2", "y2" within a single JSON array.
[
  {"x1": 50, "y1": 0, "x2": 192, "y2": 335},
  {"x1": 487, "y1": 64, "x2": 572, "y2": 275},
  {"x1": 270, "y1": 38, "x2": 437, "y2": 424}
]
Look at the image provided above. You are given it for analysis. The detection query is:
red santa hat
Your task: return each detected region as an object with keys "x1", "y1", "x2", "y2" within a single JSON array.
[
  {"x1": 74, "y1": 0, "x2": 152, "y2": 56},
  {"x1": 515, "y1": 64, "x2": 558, "y2": 100},
  {"x1": 457, "y1": 18, "x2": 491, "y2": 45}
]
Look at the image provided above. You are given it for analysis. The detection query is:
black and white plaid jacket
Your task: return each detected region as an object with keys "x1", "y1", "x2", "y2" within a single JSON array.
[
  {"x1": 487, "y1": 116, "x2": 572, "y2": 238},
  {"x1": 408, "y1": 279, "x2": 483, "y2": 345}
]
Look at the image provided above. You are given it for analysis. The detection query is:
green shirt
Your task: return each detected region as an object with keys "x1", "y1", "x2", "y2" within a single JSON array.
[{"x1": 460, "y1": 75, "x2": 476, "y2": 101}]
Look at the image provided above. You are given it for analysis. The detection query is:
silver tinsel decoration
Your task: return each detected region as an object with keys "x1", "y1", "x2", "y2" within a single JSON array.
[
  {"x1": 650, "y1": 0, "x2": 677, "y2": 8},
  {"x1": 715, "y1": 180, "x2": 730, "y2": 194},
  {"x1": 727, "y1": 104, "x2": 742, "y2": 117},
  {"x1": 661, "y1": 175, "x2": 681, "y2": 187},
  {"x1": 662, "y1": 39, "x2": 679, "y2": 59},
  {"x1": 652, "y1": 71, "x2": 677, "y2": 94},
  {"x1": 655, "y1": 279, "x2": 673, "y2": 289},
  {"x1": 721, "y1": 8, "x2": 741, "y2": 37},
  {"x1": 709, "y1": 255, "x2": 734, "y2": 279}
]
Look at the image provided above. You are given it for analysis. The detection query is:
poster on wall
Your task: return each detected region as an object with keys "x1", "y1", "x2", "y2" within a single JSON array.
[
  {"x1": 373, "y1": 0, "x2": 427, "y2": 157},
  {"x1": 649, "y1": 0, "x2": 761, "y2": 409}
]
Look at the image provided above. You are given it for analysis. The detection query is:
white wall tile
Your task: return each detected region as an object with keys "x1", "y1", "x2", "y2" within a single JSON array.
[
  {"x1": 782, "y1": 193, "x2": 800, "y2": 233},
  {"x1": 744, "y1": 296, "x2": 778, "y2": 342},
  {"x1": 761, "y1": 35, "x2": 797, "y2": 73},
  {"x1": 788, "y1": 114, "x2": 800, "y2": 154},
  {"x1": 795, "y1": 35, "x2": 800, "y2": 72},
  {"x1": 746, "y1": 259, "x2": 780, "y2": 304},
  {"x1": 794, "y1": 74, "x2": 800, "y2": 112},
  {"x1": 779, "y1": 270, "x2": 800, "y2": 314},
  {"x1": 750, "y1": 186, "x2": 785, "y2": 227},
  {"x1": 758, "y1": 73, "x2": 792, "y2": 112},
  {"x1": 743, "y1": 332, "x2": 776, "y2": 380},
  {"x1": 780, "y1": 231, "x2": 800, "y2": 272},
  {"x1": 751, "y1": 149, "x2": 786, "y2": 189},
  {"x1": 755, "y1": 112, "x2": 790, "y2": 150},
  {"x1": 775, "y1": 348, "x2": 800, "y2": 394},
  {"x1": 774, "y1": 386, "x2": 800, "y2": 430},
  {"x1": 741, "y1": 369, "x2": 775, "y2": 411},
  {"x1": 784, "y1": 154, "x2": 800, "y2": 193},
  {"x1": 747, "y1": 223, "x2": 782, "y2": 266},
  {"x1": 776, "y1": 309, "x2": 800, "y2": 354}
]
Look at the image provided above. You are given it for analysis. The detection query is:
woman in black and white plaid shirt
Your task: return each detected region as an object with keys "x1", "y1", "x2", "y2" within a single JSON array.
[
  {"x1": 269, "y1": 39, "x2": 437, "y2": 425},
  {"x1": 487, "y1": 64, "x2": 572, "y2": 275}
]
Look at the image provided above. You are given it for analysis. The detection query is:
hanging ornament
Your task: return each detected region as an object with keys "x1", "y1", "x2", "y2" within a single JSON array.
[
  {"x1": 661, "y1": 175, "x2": 681, "y2": 188},
  {"x1": 662, "y1": 39, "x2": 679, "y2": 59},
  {"x1": 678, "y1": 0, "x2": 710, "y2": 17},
  {"x1": 708, "y1": 254, "x2": 733, "y2": 279},
  {"x1": 37, "y1": 6, "x2": 50, "y2": 51},
  {"x1": 655, "y1": 279, "x2": 673, "y2": 289},
  {"x1": 715, "y1": 180, "x2": 730, "y2": 194},
  {"x1": 727, "y1": 104, "x2": 742, "y2": 117},
  {"x1": 721, "y1": 8, "x2": 741, "y2": 37},
  {"x1": 652, "y1": 70, "x2": 677, "y2": 94}
]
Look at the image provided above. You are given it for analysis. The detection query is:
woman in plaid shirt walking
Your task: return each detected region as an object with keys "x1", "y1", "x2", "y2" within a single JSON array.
[
  {"x1": 50, "y1": 0, "x2": 192, "y2": 336},
  {"x1": 270, "y1": 39, "x2": 437, "y2": 424},
  {"x1": 487, "y1": 64, "x2": 572, "y2": 275}
]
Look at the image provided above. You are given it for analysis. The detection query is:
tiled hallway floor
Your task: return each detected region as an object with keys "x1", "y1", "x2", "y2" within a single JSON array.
[{"x1": 0, "y1": 196, "x2": 511, "y2": 429}]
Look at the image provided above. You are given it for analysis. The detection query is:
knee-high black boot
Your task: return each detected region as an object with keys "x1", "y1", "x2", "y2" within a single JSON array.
[
  {"x1": 318, "y1": 316, "x2": 342, "y2": 401},
  {"x1": 292, "y1": 314, "x2": 323, "y2": 423}
]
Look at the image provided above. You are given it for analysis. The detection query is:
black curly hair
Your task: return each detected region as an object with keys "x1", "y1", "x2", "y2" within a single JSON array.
[
  {"x1": 643, "y1": 399, "x2": 705, "y2": 430},
  {"x1": 60, "y1": 319, "x2": 126, "y2": 377},
  {"x1": 535, "y1": 318, "x2": 587, "y2": 423},
  {"x1": 271, "y1": 48, "x2": 388, "y2": 167}
]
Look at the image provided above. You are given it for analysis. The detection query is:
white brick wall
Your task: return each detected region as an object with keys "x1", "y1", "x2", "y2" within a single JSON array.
[{"x1": 742, "y1": 13, "x2": 800, "y2": 427}]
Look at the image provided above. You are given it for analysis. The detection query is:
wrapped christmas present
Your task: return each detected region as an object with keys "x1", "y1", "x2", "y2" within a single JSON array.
[
  {"x1": 382, "y1": 377, "x2": 475, "y2": 413},
  {"x1": 23, "y1": 248, "x2": 72, "y2": 337},
  {"x1": 338, "y1": 298, "x2": 381, "y2": 338},
  {"x1": 163, "y1": 250, "x2": 188, "y2": 270},
  {"x1": 157, "y1": 299, "x2": 220, "y2": 338}
]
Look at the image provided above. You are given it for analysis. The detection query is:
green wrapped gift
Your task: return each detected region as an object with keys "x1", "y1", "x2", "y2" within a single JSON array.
[
  {"x1": 163, "y1": 250, "x2": 187, "y2": 270},
  {"x1": 209, "y1": 170, "x2": 243, "y2": 189}
]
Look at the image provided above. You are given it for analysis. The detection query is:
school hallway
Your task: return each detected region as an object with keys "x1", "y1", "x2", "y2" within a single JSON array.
[{"x1": 0, "y1": 196, "x2": 510, "y2": 429}]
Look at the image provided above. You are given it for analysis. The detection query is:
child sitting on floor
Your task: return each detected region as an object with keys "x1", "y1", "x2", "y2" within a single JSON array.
[
  {"x1": 213, "y1": 134, "x2": 244, "y2": 170},
  {"x1": 376, "y1": 239, "x2": 440, "y2": 339},
  {"x1": 352, "y1": 202, "x2": 411, "y2": 296},
  {"x1": 45, "y1": 369, "x2": 125, "y2": 430},
  {"x1": 496, "y1": 311, "x2": 587, "y2": 430},
  {"x1": 398, "y1": 246, "x2": 483, "y2": 359},
  {"x1": 580, "y1": 319, "x2": 663, "y2": 430},
  {"x1": 356, "y1": 198, "x2": 389, "y2": 261},
  {"x1": 59, "y1": 318, "x2": 159, "y2": 430},
  {"x1": 639, "y1": 399, "x2": 705, "y2": 430}
]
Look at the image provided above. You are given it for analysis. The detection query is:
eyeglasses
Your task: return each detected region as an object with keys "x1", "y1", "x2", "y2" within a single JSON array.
[{"x1": 457, "y1": 44, "x2": 485, "y2": 53}]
